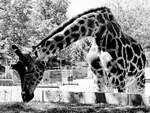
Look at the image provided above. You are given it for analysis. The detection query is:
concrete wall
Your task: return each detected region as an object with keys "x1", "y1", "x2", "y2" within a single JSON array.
[
  {"x1": 0, "y1": 84, "x2": 148, "y2": 106},
  {"x1": 0, "y1": 67, "x2": 150, "y2": 106}
]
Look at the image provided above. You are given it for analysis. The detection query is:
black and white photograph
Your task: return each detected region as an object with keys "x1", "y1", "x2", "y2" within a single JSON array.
[{"x1": 0, "y1": 0, "x2": 150, "y2": 112}]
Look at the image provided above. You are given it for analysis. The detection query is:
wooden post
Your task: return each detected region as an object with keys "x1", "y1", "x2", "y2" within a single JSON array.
[{"x1": 42, "y1": 90, "x2": 44, "y2": 102}]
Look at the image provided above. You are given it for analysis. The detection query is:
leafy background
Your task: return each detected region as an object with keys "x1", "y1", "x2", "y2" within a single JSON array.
[{"x1": 0, "y1": 0, "x2": 150, "y2": 66}]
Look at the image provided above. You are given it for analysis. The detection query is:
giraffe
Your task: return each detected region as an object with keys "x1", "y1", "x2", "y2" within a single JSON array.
[
  {"x1": 11, "y1": 45, "x2": 45, "y2": 102},
  {"x1": 12, "y1": 7, "x2": 146, "y2": 102}
]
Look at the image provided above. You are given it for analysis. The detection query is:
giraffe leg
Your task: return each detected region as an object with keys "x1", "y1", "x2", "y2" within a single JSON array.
[
  {"x1": 136, "y1": 71, "x2": 145, "y2": 93},
  {"x1": 127, "y1": 71, "x2": 145, "y2": 106}
]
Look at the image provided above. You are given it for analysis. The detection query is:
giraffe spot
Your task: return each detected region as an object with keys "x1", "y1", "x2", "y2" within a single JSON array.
[
  {"x1": 101, "y1": 35, "x2": 107, "y2": 47},
  {"x1": 71, "y1": 33, "x2": 80, "y2": 41},
  {"x1": 117, "y1": 69, "x2": 123, "y2": 75},
  {"x1": 57, "y1": 43, "x2": 64, "y2": 50},
  {"x1": 41, "y1": 61, "x2": 45, "y2": 65},
  {"x1": 107, "y1": 33, "x2": 113, "y2": 40},
  {"x1": 141, "y1": 53, "x2": 146, "y2": 66},
  {"x1": 101, "y1": 8, "x2": 107, "y2": 13},
  {"x1": 129, "y1": 63, "x2": 135, "y2": 72},
  {"x1": 125, "y1": 37, "x2": 130, "y2": 45},
  {"x1": 107, "y1": 23, "x2": 117, "y2": 37},
  {"x1": 112, "y1": 77, "x2": 116, "y2": 84},
  {"x1": 133, "y1": 70, "x2": 137, "y2": 75},
  {"x1": 103, "y1": 13, "x2": 109, "y2": 21},
  {"x1": 139, "y1": 44, "x2": 143, "y2": 50},
  {"x1": 109, "y1": 51, "x2": 117, "y2": 60},
  {"x1": 37, "y1": 80, "x2": 41, "y2": 84},
  {"x1": 80, "y1": 26, "x2": 87, "y2": 36},
  {"x1": 42, "y1": 48, "x2": 46, "y2": 52},
  {"x1": 114, "y1": 63, "x2": 122, "y2": 74},
  {"x1": 110, "y1": 65, "x2": 117, "y2": 74},
  {"x1": 97, "y1": 70, "x2": 104, "y2": 76},
  {"x1": 121, "y1": 81, "x2": 125, "y2": 88},
  {"x1": 91, "y1": 57, "x2": 101, "y2": 69},
  {"x1": 46, "y1": 41, "x2": 50, "y2": 47},
  {"x1": 126, "y1": 46, "x2": 133, "y2": 61},
  {"x1": 88, "y1": 14, "x2": 95, "y2": 18},
  {"x1": 116, "y1": 39, "x2": 123, "y2": 56},
  {"x1": 128, "y1": 72, "x2": 134, "y2": 77},
  {"x1": 127, "y1": 35, "x2": 136, "y2": 43},
  {"x1": 97, "y1": 14, "x2": 105, "y2": 24},
  {"x1": 35, "y1": 73, "x2": 39, "y2": 78},
  {"x1": 95, "y1": 21, "x2": 99, "y2": 26},
  {"x1": 107, "y1": 61, "x2": 111, "y2": 68},
  {"x1": 120, "y1": 36, "x2": 130, "y2": 45},
  {"x1": 71, "y1": 25, "x2": 79, "y2": 32},
  {"x1": 54, "y1": 35, "x2": 64, "y2": 42},
  {"x1": 140, "y1": 74, "x2": 145, "y2": 81},
  {"x1": 87, "y1": 29, "x2": 93, "y2": 36},
  {"x1": 41, "y1": 41, "x2": 45, "y2": 47},
  {"x1": 78, "y1": 19, "x2": 85, "y2": 24},
  {"x1": 65, "y1": 37, "x2": 71, "y2": 47},
  {"x1": 119, "y1": 75, "x2": 124, "y2": 81},
  {"x1": 137, "y1": 58, "x2": 142, "y2": 70},
  {"x1": 31, "y1": 80, "x2": 35, "y2": 85},
  {"x1": 107, "y1": 73, "x2": 112, "y2": 78},
  {"x1": 111, "y1": 22, "x2": 120, "y2": 37},
  {"x1": 49, "y1": 44, "x2": 55, "y2": 50},
  {"x1": 122, "y1": 47, "x2": 127, "y2": 65},
  {"x1": 95, "y1": 25, "x2": 106, "y2": 46},
  {"x1": 132, "y1": 43, "x2": 141, "y2": 56},
  {"x1": 39, "y1": 76, "x2": 43, "y2": 81},
  {"x1": 97, "y1": 80, "x2": 101, "y2": 84},
  {"x1": 52, "y1": 49, "x2": 56, "y2": 54},
  {"x1": 117, "y1": 59, "x2": 125, "y2": 68},
  {"x1": 115, "y1": 79, "x2": 119, "y2": 86},
  {"x1": 64, "y1": 30, "x2": 70, "y2": 36},
  {"x1": 108, "y1": 14, "x2": 114, "y2": 21},
  {"x1": 87, "y1": 19, "x2": 95, "y2": 28},
  {"x1": 34, "y1": 51, "x2": 38, "y2": 57},
  {"x1": 107, "y1": 38, "x2": 117, "y2": 50},
  {"x1": 46, "y1": 51, "x2": 50, "y2": 55},
  {"x1": 40, "y1": 72, "x2": 43, "y2": 75}
]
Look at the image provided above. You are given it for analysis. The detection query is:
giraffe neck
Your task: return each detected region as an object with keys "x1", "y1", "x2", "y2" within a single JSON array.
[{"x1": 34, "y1": 7, "x2": 121, "y2": 61}]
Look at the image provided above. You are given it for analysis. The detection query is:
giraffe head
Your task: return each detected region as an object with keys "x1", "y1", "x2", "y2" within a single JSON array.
[
  {"x1": 11, "y1": 57, "x2": 45, "y2": 102},
  {"x1": 11, "y1": 45, "x2": 45, "y2": 102},
  {"x1": 11, "y1": 55, "x2": 35, "y2": 102}
]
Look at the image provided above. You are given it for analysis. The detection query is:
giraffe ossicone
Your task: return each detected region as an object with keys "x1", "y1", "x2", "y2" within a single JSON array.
[{"x1": 12, "y1": 7, "x2": 146, "y2": 102}]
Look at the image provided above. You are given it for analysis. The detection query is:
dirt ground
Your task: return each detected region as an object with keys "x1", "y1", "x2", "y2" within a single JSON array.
[{"x1": 0, "y1": 102, "x2": 149, "y2": 113}]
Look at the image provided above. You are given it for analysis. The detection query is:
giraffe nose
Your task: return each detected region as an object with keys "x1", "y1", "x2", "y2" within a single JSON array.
[{"x1": 21, "y1": 91, "x2": 34, "y2": 102}]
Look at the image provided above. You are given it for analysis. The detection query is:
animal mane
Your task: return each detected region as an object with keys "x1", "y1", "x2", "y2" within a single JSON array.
[{"x1": 34, "y1": 7, "x2": 111, "y2": 49}]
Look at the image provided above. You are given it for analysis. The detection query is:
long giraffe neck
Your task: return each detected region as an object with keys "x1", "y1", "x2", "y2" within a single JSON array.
[{"x1": 33, "y1": 7, "x2": 121, "y2": 61}]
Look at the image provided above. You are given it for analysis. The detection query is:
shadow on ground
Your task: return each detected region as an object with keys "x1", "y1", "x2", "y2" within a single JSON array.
[{"x1": 0, "y1": 102, "x2": 150, "y2": 113}]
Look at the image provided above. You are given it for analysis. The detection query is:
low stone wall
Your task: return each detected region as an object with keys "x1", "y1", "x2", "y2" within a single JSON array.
[
  {"x1": 0, "y1": 67, "x2": 150, "y2": 106},
  {"x1": 0, "y1": 84, "x2": 149, "y2": 106}
]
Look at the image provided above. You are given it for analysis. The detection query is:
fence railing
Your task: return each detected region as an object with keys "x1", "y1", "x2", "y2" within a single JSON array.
[{"x1": 0, "y1": 68, "x2": 88, "y2": 86}]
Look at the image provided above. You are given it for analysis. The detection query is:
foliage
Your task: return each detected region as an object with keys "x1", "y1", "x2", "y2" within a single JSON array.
[
  {"x1": 59, "y1": 37, "x2": 92, "y2": 63},
  {"x1": 1, "y1": 0, "x2": 150, "y2": 64},
  {"x1": 0, "y1": 0, "x2": 69, "y2": 60},
  {"x1": 106, "y1": 0, "x2": 150, "y2": 49}
]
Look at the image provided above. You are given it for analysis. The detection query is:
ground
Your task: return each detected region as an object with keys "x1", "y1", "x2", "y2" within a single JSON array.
[{"x1": 0, "y1": 102, "x2": 149, "y2": 113}]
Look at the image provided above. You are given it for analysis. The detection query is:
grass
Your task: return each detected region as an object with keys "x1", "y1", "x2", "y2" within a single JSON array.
[{"x1": 0, "y1": 102, "x2": 149, "y2": 113}]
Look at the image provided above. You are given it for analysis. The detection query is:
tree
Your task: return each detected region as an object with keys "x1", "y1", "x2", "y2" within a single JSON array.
[
  {"x1": 0, "y1": 0, "x2": 69, "y2": 61},
  {"x1": 106, "y1": 0, "x2": 150, "y2": 49}
]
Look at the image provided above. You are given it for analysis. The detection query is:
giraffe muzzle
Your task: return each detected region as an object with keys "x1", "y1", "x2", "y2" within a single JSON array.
[{"x1": 21, "y1": 91, "x2": 34, "y2": 102}]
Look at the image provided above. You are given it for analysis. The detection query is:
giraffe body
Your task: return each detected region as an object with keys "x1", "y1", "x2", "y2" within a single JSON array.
[{"x1": 12, "y1": 7, "x2": 146, "y2": 102}]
